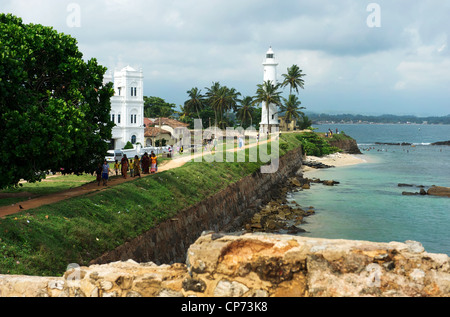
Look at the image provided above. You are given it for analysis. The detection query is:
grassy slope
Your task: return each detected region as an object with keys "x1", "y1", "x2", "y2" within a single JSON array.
[{"x1": 0, "y1": 134, "x2": 303, "y2": 276}]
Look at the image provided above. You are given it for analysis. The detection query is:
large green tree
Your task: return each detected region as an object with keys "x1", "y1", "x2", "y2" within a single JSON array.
[
  {"x1": 143, "y1": 96, "x2": 176, "y2": 118},
  {"x1": 0, "y1": 14, "x2": 114, "y2": 189}
]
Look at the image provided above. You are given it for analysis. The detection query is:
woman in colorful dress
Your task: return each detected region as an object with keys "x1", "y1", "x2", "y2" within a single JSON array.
[
  {"x1": 150, "y1": 152, "x2": 158, "y2": 174},
  {"x1": 141, "y1": 152, "x2": 150, "y2": 174},
  {"x1": 134, "y1": 155, "x2": 141, "y2": 178},
  {"x1": 120, "y1": 154, "x2": 129, "y2": 179}
]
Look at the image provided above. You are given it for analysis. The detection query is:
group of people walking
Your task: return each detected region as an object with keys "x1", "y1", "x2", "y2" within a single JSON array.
[{"x1": 96, "y1": 152, "x2": 158, "y2": 186}]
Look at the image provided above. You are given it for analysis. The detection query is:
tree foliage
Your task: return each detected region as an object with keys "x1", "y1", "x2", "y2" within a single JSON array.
[
  {"x1": 236, "y1": 96, "x2": 256, "y2": 128},
  {"x1": 253, "y1": 80, "x2": 283, "y2": 133},
  {"x1": 280, "y1": 94, "x2": 305, "y2": 122},
  {"x1": 204, "y1": 82, "x2": 241, "y2": 128},
  {"x1": 184, "y1": 87, "x2": 204, "y2": 119},
  {"x1": 295, "y1": 132, "x2": 341, "y2": 157},
  {"x1": 143, "y1": 96, "x2": 176, "y2": 118},
  {"x1": 0, "y1": 14, "x2": 114, "y2": 189},
  {"x1": 281, "y1": 64, "x2": 306, "y2": 95},
  {"x1": 178, "y1": 65, "x2": 308, "y2": 132}
]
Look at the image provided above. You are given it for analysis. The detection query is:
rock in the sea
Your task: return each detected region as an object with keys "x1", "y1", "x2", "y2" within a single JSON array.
[
  {"x1": 398, "y1": 183, "x2": 414, "y2": 187},
  {"x1": 431, "y1": 140, "x2": 450, "y2": 146},
  {"x1": 375, "y1": 142, "x2": 412, "y2": 146},
  {"x1": 323, "y1": 180, "x2": 340, "y2": 186},
  {"x1": 402, "y1": 191, "x2": 419, "y2": 196},
  {"x1": 427, "y1": 186, "x2": 450, "y2": 197}
]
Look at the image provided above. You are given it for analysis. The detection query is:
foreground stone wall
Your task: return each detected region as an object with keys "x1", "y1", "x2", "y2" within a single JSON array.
[{"x1": 1, "y1": 234, "x2": 448, "y2": 297}]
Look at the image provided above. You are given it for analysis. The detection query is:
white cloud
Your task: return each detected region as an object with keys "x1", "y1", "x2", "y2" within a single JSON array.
[{"x1": 1, "y1": 0, "x2": 449, "y2": 115}]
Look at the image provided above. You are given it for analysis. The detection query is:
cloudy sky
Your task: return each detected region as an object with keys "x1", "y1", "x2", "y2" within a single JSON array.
[{"x1": 2, "y1": 0, "x2": 450, "y2": 116}]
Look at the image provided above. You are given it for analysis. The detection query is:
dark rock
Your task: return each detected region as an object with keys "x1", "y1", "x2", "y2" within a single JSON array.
[
  {"x1": 286, "y1": 226, "x2": 307, "y2": 234},
  {"x1": 302, "y1": 161, "x2": 334, "y2": 169},
  {"x1": 431, "y1": 140, "x2": 450, "y2": 146},
  {"x1": 375, "y1": 142, "x2": 412, "y2": 146},
  {"x1": 402, "y1": 192, "x2": 419, "y2": 196},
  {"x1": 398, "y1": 183, "x2": 426, "y2": 188},
  {"x1": 323, "y1": 180, "x2": 340, "y2": 186},
  {"x1": 182, "y1": 278, "x2": 207, "y2": 293}
]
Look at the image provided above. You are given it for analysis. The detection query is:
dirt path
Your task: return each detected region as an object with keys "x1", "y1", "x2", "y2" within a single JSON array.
[{"x1": 0, "y1": 139, "x2": 271, "y2": 218}]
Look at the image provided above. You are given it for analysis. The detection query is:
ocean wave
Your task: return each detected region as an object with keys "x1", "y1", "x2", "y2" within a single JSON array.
[
  {"x1": 359, "y1": 142, "x2": 433, "y2": 146},
  {"x1": 412, "y1": 143, "x2": 431, "y2": 146}
]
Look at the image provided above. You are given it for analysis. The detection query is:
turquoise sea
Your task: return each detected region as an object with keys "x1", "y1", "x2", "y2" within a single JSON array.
[{"x1": 290, "y1": 124, "x2": 450, "y2": 255}]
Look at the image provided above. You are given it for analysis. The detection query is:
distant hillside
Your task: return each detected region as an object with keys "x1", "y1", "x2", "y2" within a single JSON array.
[{"x1": 307, "y1": 113, "x2": 450, "y2": 125}]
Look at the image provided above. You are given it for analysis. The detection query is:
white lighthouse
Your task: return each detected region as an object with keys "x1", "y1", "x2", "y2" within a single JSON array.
[{"x1": 260, "y1": 47, "x2": 279, "y2": 135}]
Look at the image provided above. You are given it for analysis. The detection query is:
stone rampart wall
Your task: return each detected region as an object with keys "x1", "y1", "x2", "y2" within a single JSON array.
[
  {"x1": 1, "y1": 234, "x2": 448, "y2": 297},
  {"x1": 89, "y1": 146, "x2": 304, "y2": 266}
]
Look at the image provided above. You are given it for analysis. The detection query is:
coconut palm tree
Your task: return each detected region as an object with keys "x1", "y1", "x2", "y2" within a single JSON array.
[
  {"x1": 205, "y1": 83, "x2": 241, "y2": 128},
  {"x1": 253, "y1": 80, "x2": 283, "y2": 134},
  {"x1": 204, "y1": 82, "x2": 221, "y2": 127},
  {"x1": 184, "y1": 87, "x2": 204, "y2": 119},
  {"x1": 236, "y1": 96, "x2": 255, "y2": 128},
  {"x1": 281, "y1": 64, "x2": 306, "y2": 95},
  {"x1": 280, "y1": 94, "x2": 305, "y2": 124},
  {"x1": 226, "y1": 87, "x2": 242, "y2": 113},
  {"x1": 176, "y1": 104, "x2": 190, "y2": 123}
]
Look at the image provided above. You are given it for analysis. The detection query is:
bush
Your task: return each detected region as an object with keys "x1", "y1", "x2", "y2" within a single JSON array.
[
  {"x1": 279, "y1": 142, "x2": 289, "y2": 151},
  {"x1": 296, "y1": 132, "x2": 341, "y2": 157},
  {"x1": 124, "y1": 141, "x2": 134, "y2": 150}
]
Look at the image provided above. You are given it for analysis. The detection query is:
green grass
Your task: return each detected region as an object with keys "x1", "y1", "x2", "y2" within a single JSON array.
[
  {"x1": 0, "y1": 174, "x2": 96, "y2": 207},
  {"x1": 0, "y1": 134, "x2": 303, "y2": 276}
]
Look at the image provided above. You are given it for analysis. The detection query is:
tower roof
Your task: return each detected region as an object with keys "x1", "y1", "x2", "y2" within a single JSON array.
[
  {"x1": 122, "y1": 65, "x2": 137, "y2": 72},
  {"x1": 263, "y1": 46, "x2": 278, "y2": 66},
  {"x1": 265, "y1": 46, "x2": 276, "y2": 61}
]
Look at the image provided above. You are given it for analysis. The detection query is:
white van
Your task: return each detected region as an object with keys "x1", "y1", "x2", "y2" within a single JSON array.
[{"x1": 105, "y1": 150, "x2": 123, "y2": 163}]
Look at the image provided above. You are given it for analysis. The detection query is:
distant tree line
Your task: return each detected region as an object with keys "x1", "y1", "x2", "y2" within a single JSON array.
[
  {"x1": 309, "y1": 113, "x2": 450, "y2": 125},
  {"x1": 145, "y1": 65, "x2": 312, "y2": 131}
]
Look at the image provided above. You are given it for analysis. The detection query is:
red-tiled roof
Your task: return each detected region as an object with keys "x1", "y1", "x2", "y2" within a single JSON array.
[
  {"x1": 145, "y1": 117, "x2": 189, "y2": 128},
  {"x1": 145, "y1": 126, "x2": 172, "y2": 138}
]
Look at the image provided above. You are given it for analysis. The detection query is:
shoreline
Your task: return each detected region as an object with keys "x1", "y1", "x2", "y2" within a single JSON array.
[{"x1": 302, "y1": 152, "x2": 368, "y2": 175}]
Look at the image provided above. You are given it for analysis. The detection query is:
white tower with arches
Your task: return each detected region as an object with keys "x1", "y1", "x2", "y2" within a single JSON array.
[
  {"x1": 260, "y1": 47, "x2": 280, "y2": 135},
  {"x1": 104, "y1": 66, "x2": 145, "y2": 150}
]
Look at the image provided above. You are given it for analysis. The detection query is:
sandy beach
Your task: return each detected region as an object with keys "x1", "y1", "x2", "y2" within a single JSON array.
[{"x1": 302, "y1": 153, "x2": 368, "y2": 174}]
